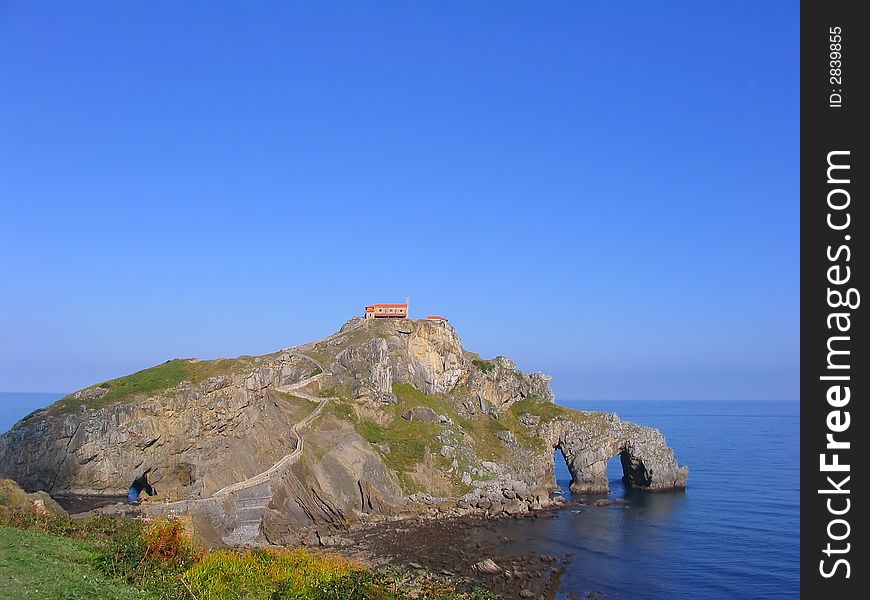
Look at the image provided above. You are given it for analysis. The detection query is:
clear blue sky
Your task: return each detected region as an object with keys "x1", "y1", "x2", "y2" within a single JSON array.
[{"x1": 0, "y1": 1, "x2": 799, "y2": 401}]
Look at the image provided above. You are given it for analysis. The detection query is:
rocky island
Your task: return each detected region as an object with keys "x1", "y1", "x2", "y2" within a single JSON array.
[{"x1": 0, "y1": 316, "x2": 687, "y2": 553}]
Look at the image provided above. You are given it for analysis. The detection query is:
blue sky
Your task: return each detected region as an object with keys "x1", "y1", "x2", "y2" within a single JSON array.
[{"x1": 0, "y1": 1, "x2": 799, "y2": 401}]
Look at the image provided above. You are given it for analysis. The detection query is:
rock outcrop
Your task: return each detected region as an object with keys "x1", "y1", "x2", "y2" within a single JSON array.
[
  {"x1": 0, "y1": 477, "x2": 66, "y2": 517},
  {"x1": 0, "y1": 317, "x2": 687, "y2": 545}
]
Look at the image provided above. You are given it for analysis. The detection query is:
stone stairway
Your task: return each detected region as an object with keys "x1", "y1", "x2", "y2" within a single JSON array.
[{"x1": 222, "y1": 480, "x2": 272, "y2": 546}]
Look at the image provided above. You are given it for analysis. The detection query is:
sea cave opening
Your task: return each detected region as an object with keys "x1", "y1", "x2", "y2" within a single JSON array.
[
  {"x1": 553, "y1": 447, "x2": 572, "y2": 495},
  {"x1": 552, "y1": 446, "x2": 632, "y2": 497},
  {"x1": 608, "y1": 452, "x2": 628, "y2": 496},
  {"x1": 127, "y1": 472, "x2": 156, "y2": 504}
]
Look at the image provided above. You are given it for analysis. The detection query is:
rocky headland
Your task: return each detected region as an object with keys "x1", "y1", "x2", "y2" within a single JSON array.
[{"x1": 0, "y1": 317, "x2": 687, "y2": 554}]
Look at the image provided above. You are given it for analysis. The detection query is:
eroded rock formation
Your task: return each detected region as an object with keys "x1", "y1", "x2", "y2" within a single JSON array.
[{"x1": 553, "y1": 417, "x2": 688, "y2": 494}]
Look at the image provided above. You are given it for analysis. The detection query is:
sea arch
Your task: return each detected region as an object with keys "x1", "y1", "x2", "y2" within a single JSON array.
[{"x1": 551, "y1": 415, "x2": 688, "y2": 493}]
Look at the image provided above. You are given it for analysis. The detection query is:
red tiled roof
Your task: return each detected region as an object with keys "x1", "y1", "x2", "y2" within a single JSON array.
[
  {"x1": 426, "y1": 315, "x2": 448, "y2": 320},
  {"x1": 366, "y1": 303, "x2": 409, "y2": 309}
]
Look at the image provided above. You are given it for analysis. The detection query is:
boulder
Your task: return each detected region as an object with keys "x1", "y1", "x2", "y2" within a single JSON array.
[
  {"x1": 473, "y1": 558, "x2": 503, "y2": 574},
  {"x1": 0, "y1": 478, "x2": 66, "y2": 517},
  {"x1": 401, "y1": 406, "x2": 439, "y2": 422}
]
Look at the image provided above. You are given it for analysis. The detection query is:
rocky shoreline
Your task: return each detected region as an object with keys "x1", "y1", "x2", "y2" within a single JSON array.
[
  {"x1": 336, "y1": 495, "x2": 634, "y2": 600},
  {"x1": 57, "y1": 492, "x2": 612, "y2": 599},
  {"x1": 342, "y1": 508, "x2": 573, "y2": 600}
]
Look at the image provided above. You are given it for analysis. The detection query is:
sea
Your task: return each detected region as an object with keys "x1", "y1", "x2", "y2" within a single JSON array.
[
  {"x1": 494, "y1": 400, "x2": 800, "y2": 599},
  {"x1": 0, "y1": 395, "x2": 799, "y2": 599}
]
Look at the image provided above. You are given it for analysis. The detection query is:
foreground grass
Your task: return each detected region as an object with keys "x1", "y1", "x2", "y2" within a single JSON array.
[
  {"x1": 184, "y1": 548, "x2": 361, "y2": 600},
  {"x1": 0, "y1": 526, "x2": 148, "y2": 600},
  {"x1": 0, "y1": 513, "x2": 494, "y2": 600}
]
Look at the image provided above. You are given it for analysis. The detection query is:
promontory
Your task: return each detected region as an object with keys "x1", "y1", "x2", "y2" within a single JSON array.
[{"x1": 0, "y1": 316, "x2": 688, "y2": 546}]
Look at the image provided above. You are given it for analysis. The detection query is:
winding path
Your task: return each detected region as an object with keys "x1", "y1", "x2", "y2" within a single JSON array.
[
  {"x1": 214, "y1": 355, "x2": 332, "y2": 497},
  {"x1": 213, "y1": 389, "x2": 328, "y2": 497},
  {"x1": 149, "y1": 352, "x2": 339, "y2": 546}
]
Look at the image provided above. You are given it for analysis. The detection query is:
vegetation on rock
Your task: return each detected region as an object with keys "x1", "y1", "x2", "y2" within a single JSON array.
[
  {"x1": 49, "y1": 357, "x2": 259, "y2": 414},
  {"x1": 470, "y1": 359, "x2": 495, "y2": 373}
]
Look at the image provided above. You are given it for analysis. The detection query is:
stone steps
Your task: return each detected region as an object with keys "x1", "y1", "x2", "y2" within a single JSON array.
[
  {"x1": 236, "y1": 496, "x2": 271, "y2": 509},
  {"x1": 221, "y1": 480, "x2": 272, "y2": 547},
  {"x1": 222, "y1": 523, "x2": 261, "y2": 547}
]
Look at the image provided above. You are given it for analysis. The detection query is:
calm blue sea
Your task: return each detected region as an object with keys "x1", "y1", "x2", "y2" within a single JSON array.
[
  {"x1": 489, "y1": 400, "x2": 800, "y2": 599},
  {"x1": 1, "y1": 396, "x2": 799, "y2": 598}
]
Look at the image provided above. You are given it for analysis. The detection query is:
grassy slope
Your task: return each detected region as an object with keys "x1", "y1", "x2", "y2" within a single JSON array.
[
  {"x1": 329, "y1": 383, "x2": 456, "y2": 493},
  {"x1": 0, "y1": 526, "x2": 147, "y2": 600},
  {"x1": 49, "y1": 356, "x2": 265, "y2": 415},
  {"x1": 273, "y1": 392, "x2": 320, "y2": 420},
  {"x1": 48, "y1": 348, "x2": 330, "y2": 416},
  {"x1": 356, "y1": 384, "x2": 454, "y2": 471}
]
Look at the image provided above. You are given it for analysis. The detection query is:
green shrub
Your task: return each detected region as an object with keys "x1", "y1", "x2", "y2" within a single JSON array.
[{"x1": 471, "y1": 359, "x2": 495, "y2": 373}]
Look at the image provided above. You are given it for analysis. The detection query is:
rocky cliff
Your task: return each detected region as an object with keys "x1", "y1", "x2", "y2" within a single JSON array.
[{"x1": 0, "y1": 317, "x2": 687, "y2": 546}]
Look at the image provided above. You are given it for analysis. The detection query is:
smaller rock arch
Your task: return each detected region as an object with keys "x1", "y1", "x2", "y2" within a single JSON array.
[
  {"x1": 127, "y1": 470, "x2": 156, "y2": 503},
  {"x1": 554, "y1": 415, "x2": 688, "y2": 494}
]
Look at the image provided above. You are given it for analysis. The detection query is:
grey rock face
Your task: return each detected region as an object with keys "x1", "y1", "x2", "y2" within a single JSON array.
[
  {"x1": 519, "y1": 413, "x2": 541, "y2": 427},
  {"x1": 458, "y1": 356, "x2": 554, "y2": 418},
  {"x1": 335, "y1": 338, "x2": 396, "y2": 404},
  {"x1": 473, "y1": 558, "x2": 502, "y2": 574},
  {"x1": 260, "y1": 423, "x2": 404, "y2": 546},
  {"x1": 0, "y1": 353, "x2": 320, "y2": 496}
]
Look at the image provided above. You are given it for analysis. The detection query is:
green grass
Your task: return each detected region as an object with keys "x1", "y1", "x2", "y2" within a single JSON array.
[
  {"x1": 348, "y1": 383, "x2": 586, "y2": 491},
  {"x1": 317, "y1": 382, "x2": 352, "y2": 400},
  {"x1": 454, "y1": 413, "x2": 511, "y2": 460},
  {"x1": 506, "y1": 397, "x2": 578, "y2": 423},
  {"x1": 392, "y1": 383, "x2": 456, "y2": 415},
  {"x1": 352, "y1": 384, "x2": 457, "y2": 493},
  {"x1": 324, "y1": 399, "x2": 357, "y2": 422},
  {"x1": 501, "y1": 398, "x2": 608, "y2": 450},
  {"x1": 183, "y1": 548, "x2": 361, "y2": 600},
  {"x1": 471, "y1": 359, "x2": 496, "y2": 373},
  {"x1": 300, "y1": 351, "x2": 331, "y2": 371},
  {"x1": 1, "y1": 513, "x2": 495, "y2": 600},
  {"x1": 50, "y1": 357, "x2": 257, "y2": 414},
  {"x1": 273, "y1": 392, "x2": 319, "y2": 420},
  {"x1": 0, "y1": 525, "x2": 148, "y2": 600}
]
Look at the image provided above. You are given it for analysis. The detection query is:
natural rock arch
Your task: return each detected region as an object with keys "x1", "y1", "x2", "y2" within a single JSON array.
[{"x1": 552, "y1": 415, "x2": 688, "y2": 494}]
